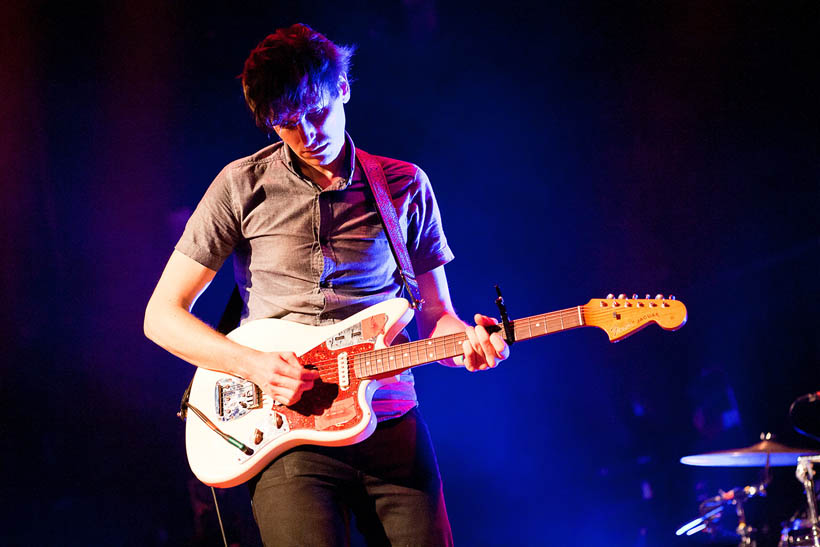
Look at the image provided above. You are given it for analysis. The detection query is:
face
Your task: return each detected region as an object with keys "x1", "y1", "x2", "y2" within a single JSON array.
[{"x1": 273, "y1": 77, "x2": 350, "y2": 171}]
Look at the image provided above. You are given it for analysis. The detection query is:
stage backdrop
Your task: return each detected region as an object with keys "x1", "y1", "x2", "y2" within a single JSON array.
[{"x1": 2, "y1": 1, "x2": 817, "y2": 545}]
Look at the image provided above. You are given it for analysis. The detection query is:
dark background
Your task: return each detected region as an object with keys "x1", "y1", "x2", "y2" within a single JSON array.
[{"x1": 2, "y1": 1, "x2": 818, "y2": 545}]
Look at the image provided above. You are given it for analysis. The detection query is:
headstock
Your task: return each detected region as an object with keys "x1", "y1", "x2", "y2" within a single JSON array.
[{"x1": 584, "y1": 294, "x2": 688, "y2": 342}]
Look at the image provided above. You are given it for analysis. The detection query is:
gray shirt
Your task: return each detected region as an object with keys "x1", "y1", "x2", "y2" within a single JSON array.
[{"x1": 176, "y1": 135, "x2": 454, "y2": 418}]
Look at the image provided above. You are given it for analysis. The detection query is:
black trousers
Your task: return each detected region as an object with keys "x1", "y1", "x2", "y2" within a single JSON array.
[{"x1": 248, "y1": 408, "x2": 453, "y2": 546}]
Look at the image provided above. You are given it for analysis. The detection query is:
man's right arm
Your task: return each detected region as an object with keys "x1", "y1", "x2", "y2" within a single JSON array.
[{"x1": 144, "y1": 250, "x2": 319, "y2": 405}]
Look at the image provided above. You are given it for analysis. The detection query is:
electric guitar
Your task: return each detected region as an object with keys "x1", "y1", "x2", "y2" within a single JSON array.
[{"x1": 185, "y1": 294, "x2": 687, "y2": 487}]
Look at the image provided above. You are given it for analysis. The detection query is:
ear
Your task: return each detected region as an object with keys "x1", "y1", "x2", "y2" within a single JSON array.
[{"x1": 339, "y1": 74, "x2": 351, "y2": 104}]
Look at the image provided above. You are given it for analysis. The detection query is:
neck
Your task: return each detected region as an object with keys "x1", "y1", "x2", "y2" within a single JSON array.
[{"x1": 294, "y1": 143, "x2": 347, "y2": 190}]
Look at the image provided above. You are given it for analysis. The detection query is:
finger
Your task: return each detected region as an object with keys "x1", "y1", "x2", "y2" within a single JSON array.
[
  {"x1": 461, "y1": 339, "x2": 479, "y2": 372},
  {"x1": 281, "y1": 352, "x2": 321, "y2": 379},
  {"x1": 474, "y1": 325, "x2": 497, "y2": 368},
  {"x1": 474, "y1": 313, "x2": 498, "y2": 327},
  {"x1": 267, "y1": 372, "x2": 309, "y2": 395},
  {"x1": 274, "y1": 357, "x2": 319, "y2": 382},
  {"x1": 490, "y1": 332, "x2": 510, "y2": 359},
  {"x1": 463, "y1": 327, "x2": 486, "y2": 371},
  {"x1": 268, "y1": 386, "x2": 294, "y2": 406},
  {"x1": 271, "y1": 374, "x2": 316, "y2": 405},
  {"x1": 271, "y1": 389, "x2": 299, "y2": 406}
]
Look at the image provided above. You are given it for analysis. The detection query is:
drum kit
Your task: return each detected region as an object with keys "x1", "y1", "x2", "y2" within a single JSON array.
[{"x1": 677, "y1": 434, "x2": 820, "y2": 546}]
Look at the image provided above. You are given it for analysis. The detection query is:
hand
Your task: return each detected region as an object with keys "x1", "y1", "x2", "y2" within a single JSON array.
[
  {"x1": 461, "y1": 314, "x2": 510, "y2": 372},
  {"x1": 245, "y1": 351, "x2": 321, "y2": 406}
]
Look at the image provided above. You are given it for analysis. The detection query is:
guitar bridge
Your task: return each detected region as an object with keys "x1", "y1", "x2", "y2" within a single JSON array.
[{"x1": 215, "y1": 378, "x2": 263, "y2": 422}]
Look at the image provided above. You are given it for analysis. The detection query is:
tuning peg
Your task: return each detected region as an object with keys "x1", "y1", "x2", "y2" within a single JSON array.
[
  {"x1": 668, "y1": 295, "x2": 676, "y2": 300},
  {"x1": 618, "y1": 293, "x2": 626, "y2": 299},
  {"x1": 655, "y1": 294, "x2": 663, "y2": 300},
  {"x1": 645, "y1": 294, "x2": 651, "y2": 299},
  {"x1": 607, "y1": 293, "x2": 615, "y2": 299},
  {"x1": 632, "y1": 294, "x2": 639, "y2": 300}
]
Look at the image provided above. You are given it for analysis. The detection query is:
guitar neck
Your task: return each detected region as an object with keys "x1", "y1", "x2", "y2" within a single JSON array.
[{"x1": 353, "y1": 306, "x2": 584, "y2": 379}]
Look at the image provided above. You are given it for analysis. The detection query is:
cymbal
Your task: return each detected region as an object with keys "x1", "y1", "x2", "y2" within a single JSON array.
[{"x1": 680, "y1": 439, "x2": 820, "y2": 467}]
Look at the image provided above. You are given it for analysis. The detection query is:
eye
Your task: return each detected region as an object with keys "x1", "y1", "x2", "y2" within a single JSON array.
[{"x1": 306, "y1": 106, "x2": 327, "y2": 121}]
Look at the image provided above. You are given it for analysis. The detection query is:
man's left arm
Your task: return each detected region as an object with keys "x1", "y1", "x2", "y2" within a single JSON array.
[{"x1": 414, "y1": 265, "x2": 510, "y2": 371}]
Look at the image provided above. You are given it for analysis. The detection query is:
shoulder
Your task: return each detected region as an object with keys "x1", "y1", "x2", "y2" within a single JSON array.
[
  {"x1": 357, "y1": 148, "x2": 429, "y2": 188},
  {"x1": 221, "y1": 141, "x2": 287, "y2": 177},
  {"x1": 209, "y1": 141, "x2": 290, "y2": 195}
]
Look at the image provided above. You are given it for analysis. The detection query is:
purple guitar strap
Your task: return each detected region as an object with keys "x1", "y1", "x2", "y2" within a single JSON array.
[{"x1": 356, "y1": 148, "x2": 424, "y2": 311}]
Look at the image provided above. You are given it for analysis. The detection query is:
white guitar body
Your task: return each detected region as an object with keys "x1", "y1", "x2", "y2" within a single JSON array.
[
  {"x1": 184, "y1": 293, "x2": 688, "y2": 488},
  {"x1": 185, "y1": 298, "x2": 415, "y2": 488}
]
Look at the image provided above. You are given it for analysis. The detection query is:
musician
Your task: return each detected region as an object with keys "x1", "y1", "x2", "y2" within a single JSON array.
[{"x1": 144, "y1": 23, "x2": 509, "y2": 545}]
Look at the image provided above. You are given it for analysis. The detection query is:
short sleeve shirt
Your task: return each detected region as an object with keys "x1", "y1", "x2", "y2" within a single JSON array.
[{"x1": 175, "y1": 134, "x2": 454, "y2": 419}]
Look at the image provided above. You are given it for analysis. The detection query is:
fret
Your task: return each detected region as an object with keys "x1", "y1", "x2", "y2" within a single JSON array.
[
  {"x1": 546, "y1": 313, "x2": 561, "y2": 333},
  {"x1": 535, "y1": 315, "x2": 548, "y2": 335},
  {"x1": 528, "y1": 316, "x2": 546, "y2": 338},
  {"x1": 355, "y1": 307, "x2": 591, "y2": 379},
  {"x1": 376, "y1": 349, "x2": 385, "y2": 374},
  {"x1": 349, "y1": 297, "x2": 681, "y2": 381},
  {"x1": 436, "y1": 338, "x2": 447, "y2": 360},
  {"x1": 356, "y1": 306, "x2": 584, "y2": 377}
]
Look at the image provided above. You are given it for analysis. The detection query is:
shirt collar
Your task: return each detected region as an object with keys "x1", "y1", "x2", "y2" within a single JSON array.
[{"x1": 282, "y1": 132, "x2": 357, "y2": 190}]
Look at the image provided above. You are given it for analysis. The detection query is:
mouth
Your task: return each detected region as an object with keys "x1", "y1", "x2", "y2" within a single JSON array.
[{"x1": 303, "y1": 143, "x2": 329, "y2": 155}]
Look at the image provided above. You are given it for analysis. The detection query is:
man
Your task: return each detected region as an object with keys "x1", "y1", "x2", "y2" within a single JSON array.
[{"x1": 144, "y1": 23, "x2": 509, "y2": 545}]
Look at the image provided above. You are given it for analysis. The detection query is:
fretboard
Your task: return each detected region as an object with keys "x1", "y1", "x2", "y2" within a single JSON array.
[{"x1": 352, "y1": 306, "x2": 585, "y2": 379}]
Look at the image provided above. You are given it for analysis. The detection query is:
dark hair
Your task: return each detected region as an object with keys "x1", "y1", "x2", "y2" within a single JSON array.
[{"x1": 241, "y1": 24, "x2": 355, "y2": 131}]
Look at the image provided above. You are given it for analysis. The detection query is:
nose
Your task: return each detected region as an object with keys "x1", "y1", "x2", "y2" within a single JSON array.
[{"x1": 296, "y1": 117, "x2": 317, "y2": 145}]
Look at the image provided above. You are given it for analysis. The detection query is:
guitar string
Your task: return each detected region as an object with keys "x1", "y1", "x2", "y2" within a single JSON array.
[
  {"x1": 263, "y1": 303, "x2": 677, "y2": 381},
  {"x1": 301, "y1": 311, "x2": 562, "y2": 379}
]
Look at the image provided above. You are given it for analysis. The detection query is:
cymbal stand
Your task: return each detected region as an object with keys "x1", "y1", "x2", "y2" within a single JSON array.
[
  {"x1": 735, "y1": 497, "x2": 755, "y2": 547},
  {"x1": 795, "y1": 455, "x2": 820, "y2": 547},
  {"x1": 676, "y1": 480, "x2": 767, "y2": 546}
]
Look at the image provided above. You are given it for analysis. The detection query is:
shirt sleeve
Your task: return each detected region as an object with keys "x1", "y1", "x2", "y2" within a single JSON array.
[
  {"x1": 406, "y1": 166, "x2": 455, "y2": 275},
  {"x1": 174, "y1": 166, "x2": 242, "y2": 271}
]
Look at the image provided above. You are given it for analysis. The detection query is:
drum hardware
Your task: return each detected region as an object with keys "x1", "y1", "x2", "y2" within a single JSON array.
[
  {"x1": 782, "y1": 512, "x2": 817, "y2": 547},
  {"x1": 781, "y1": 455, "x2": 820, "y2": 547},
  {"x1": 676, "y1": 481, "x2": 767, "y2": 546},
  {"x1": 678, "y1": 433, "x2": 820, "y2": 546},
  {"x1": 678, "y1": 394, "x2": 820, "y2": 545}
]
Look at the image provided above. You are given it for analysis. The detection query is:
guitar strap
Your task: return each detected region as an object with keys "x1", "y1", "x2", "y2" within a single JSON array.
[
  {"x1": 206, "y1": 148, "x2": 423, "y2": 348},
  {"x1": 356, "y1": 148, "x2": 424, "y2": 311},
  {"x1": 175, "y1": 148, "x2": 426, "y2": 539},
  {"x1": 180, "y1": 148, "x2": 423, "y2": 416}
]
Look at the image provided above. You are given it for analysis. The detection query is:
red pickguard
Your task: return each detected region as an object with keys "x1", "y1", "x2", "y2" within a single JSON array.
[{"x1": 272, "y1": 340, "x2": 376, "y2": 432}]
